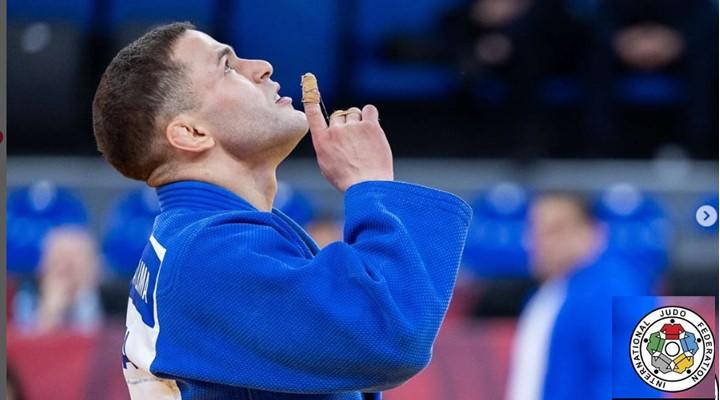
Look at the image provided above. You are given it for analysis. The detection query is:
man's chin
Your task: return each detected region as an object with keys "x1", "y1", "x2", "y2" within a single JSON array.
[
  {"x1": 285, "y1": 118, "x2": 310, "y2": 145},
  {"x1": 276, "y1": 126, "x2": 309, "y2": 161},
  {"x1": 291, "y1": 110, "x2": 310, "y2": 135}
]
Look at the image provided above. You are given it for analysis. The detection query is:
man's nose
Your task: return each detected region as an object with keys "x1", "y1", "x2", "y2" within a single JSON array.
[{"x1": 246, "y1": 59, "x2": 273, "y2": 83}]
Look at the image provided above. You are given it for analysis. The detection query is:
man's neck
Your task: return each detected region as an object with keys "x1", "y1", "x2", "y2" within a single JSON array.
[
  {"x1": 149, "y1": 151, "x2": 280, "y2": 212},
  {"x1": 209, "y1": 163, "x2": 278, "y2": 212},
  {"x1": 224, "y1": 163, "x2": 277, "y2": 211}
]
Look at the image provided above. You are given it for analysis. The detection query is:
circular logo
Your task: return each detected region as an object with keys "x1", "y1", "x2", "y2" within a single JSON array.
[{"x1": 630, "y1": 306, "x2": 715, "y2": 392}]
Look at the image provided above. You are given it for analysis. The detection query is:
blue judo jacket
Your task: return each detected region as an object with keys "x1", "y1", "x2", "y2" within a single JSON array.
[
  {"x1": 508, "y1": 252, "x2": 660, "y2": 400},
  {"x1": 121, "y1": 180, "x2": 471, "y2": 400}
]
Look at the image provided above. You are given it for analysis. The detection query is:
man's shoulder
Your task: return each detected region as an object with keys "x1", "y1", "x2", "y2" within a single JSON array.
[{"x1": 148, "y1": 209, "x2": 296, "y2": 292}]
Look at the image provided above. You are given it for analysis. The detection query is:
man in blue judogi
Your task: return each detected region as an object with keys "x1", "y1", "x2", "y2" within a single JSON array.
[
  {"x1": 506, "y1": 194, "x2": 659, "y2": 400},
  {"x1": 92, "y1": 22, "x2": 471, "y2": 399}
]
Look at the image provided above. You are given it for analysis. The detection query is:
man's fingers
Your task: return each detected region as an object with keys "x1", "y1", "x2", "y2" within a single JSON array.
[
  {"x1": 345, "y1": 107, "x2": 362, "y2": 123},
  {"x1": 303, "y1": 102, "x2": 328, "y2": 136},
  {"x1": 330, "y1": 110, "x2": 347, "y2": 128},
  {"x1": 362, "y1": 104, "x2": 379, "y2": 122},
  {"x1": 324, "y1": 105, "x2": 378, "y2": 129}
]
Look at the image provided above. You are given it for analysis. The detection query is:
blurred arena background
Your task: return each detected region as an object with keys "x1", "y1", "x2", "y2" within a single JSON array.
[{"x1": 5, "y1": 0, "x2": 718, "y2": 399}]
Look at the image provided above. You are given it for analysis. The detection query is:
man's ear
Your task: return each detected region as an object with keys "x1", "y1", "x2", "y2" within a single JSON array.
[{"x1": 165, "y1": 116, "x2": 215, "y2": 153}]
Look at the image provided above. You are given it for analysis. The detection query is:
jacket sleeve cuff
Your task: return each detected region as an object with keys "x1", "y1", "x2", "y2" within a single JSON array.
[{"x1": 344, "y1": 180, "x2": 472, "y2": 221}]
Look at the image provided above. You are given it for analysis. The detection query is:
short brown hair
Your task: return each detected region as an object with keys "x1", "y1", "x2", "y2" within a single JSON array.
[{"x1": 92, "y1": 22, "x2": 197, "y2": 181}]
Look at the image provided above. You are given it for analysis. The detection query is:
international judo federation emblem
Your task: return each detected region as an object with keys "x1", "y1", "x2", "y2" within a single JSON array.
[{"x1": 630, "y1": 306, "x2": 715, "y2": 392}]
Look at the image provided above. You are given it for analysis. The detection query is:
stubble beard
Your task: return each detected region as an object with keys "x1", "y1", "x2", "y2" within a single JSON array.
[{"x1": 223, "y1": 109, "x2": 308, "y2": 164}]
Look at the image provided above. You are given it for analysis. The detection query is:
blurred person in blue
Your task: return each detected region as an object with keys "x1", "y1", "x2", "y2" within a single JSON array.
[
  {"x1": 13, "y1": 226, "x2": 103, "y2": 334},
  {"x1": 506, "y1": 193, "x2": 658, "y2": 400},
  {"x1": 92, "y1": 22, "x2": 471, "y2": 400}
]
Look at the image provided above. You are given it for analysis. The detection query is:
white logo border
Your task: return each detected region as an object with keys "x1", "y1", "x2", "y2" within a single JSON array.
[{"x1": 629, "y1": 305, "x2": 715, "y2": 393}]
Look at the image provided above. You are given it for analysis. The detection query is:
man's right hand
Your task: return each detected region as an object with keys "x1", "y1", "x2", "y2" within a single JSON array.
[{"x1": 304, "y1": 98, "x2": 394, "y2": 193}]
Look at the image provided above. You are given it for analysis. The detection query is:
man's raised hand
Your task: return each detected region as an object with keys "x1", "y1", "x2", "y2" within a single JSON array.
[{"x1": 302, "y1": 79, "x2": 393, "y2": 192}]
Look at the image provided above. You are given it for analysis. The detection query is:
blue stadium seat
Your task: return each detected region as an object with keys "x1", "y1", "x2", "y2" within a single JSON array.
[
  {"x1": 462, "y1": 182, "x2": 530, "y2": 278},
  {"x1": 102, "y1": 187, "x2": 161, "y2": 278},
  {"x1": 594, "y1": 183, "x2": 670, "y2": 281},
  {"x1": 227, "y1": 0, "x2": 339, "y2": 103},
  {"x1": 273, "y1": 182, "x2": 316, "y2": 228},
  {"x1": 352, "y1": 0, "x2": 464, "y2": 98},
  {"x1": 7, "y1": 181, "x2": 88, "y2": 275}
]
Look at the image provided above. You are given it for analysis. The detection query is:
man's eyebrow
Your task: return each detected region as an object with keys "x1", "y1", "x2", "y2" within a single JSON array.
[{"x1": 216, "y1": 46, "x2": 233, "y2": 66}]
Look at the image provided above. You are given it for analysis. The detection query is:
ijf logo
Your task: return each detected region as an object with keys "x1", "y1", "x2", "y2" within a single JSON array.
[{"x1": 630, "y1": 306, "x2": 715, "y2": 392}]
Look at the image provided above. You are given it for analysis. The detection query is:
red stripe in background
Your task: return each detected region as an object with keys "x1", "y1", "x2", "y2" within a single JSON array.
[
  {"x1": 7, "y1": 325, "x2": 98, "y2": 400},
  {"x1": 384, "y1": 318, "x2": 516, "y2": 400}
]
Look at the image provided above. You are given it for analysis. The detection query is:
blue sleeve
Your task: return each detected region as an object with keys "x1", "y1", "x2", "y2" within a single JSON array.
[{"x1": 152, "y1": 181, "x2": 472, "y2": 393}]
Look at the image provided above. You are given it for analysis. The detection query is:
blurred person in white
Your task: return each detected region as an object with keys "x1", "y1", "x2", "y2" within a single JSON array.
[
  {"x1": 506, "y1": 194, "x2": 655, "y2": 400},
  {"x1": 24, "y1": 226, "x2": 103, "y2": 333}
]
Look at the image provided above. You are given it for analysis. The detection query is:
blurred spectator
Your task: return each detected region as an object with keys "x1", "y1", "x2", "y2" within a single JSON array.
[
  {"x1": 444, "y1": 0, "x2": 534, "y2": 71},
  {"x1": 506, "y1": 193, "x2": 656, "y2": 400},
  {"x1": 13, "y1": 226, "x2": 103, "y2": 334},
  {"x1": 613, "y1": 23, "x2": 684, "y2": 71},
  {"x1": 7, "y1": 180, "x2": 88, "y2": 275},
  {"x1": 383, "y1": 0, "x2": 536, "y2": 157},
  {"x1": 440, "y1": 0, "x2": 537, "y2": 157},
  {"x1": 597, "y1": 0, "x2": 703, "y2": 72},
  {"x1": 589, "y1": 0, "x2": 718, "y2": 158},
  {"x1": 520, "y1": 0, "x2": 597, "y2": 157}
]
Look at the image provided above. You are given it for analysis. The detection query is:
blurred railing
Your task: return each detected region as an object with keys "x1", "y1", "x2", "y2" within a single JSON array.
[
  {"x1": 6, "y1": 318, "x2": 516, "y2": 400},
  {"x1": 8, "y1": 156, "x2": 718, "y2": 271}
]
